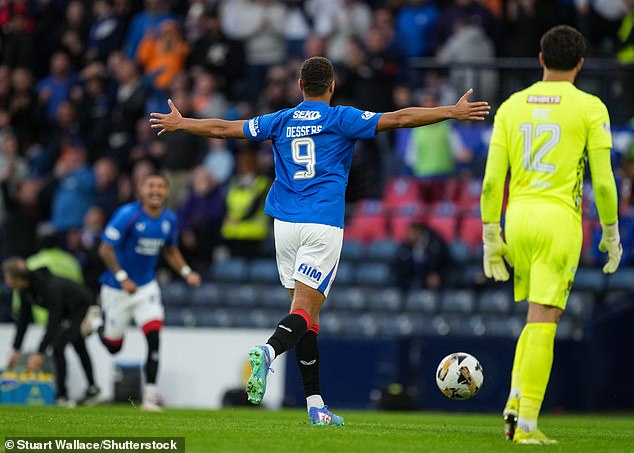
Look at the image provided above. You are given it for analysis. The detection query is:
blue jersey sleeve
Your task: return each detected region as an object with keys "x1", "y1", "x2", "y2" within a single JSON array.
[
  {"x1": 338, "y1": 107, "x2": 383, "y2": 140},
  {"x1": 166, "y1": 212, "x2": 179, "y2": 246},
  {"x1": 243, "y1": 112, "x2": 279, "y2": 141},
  {"x1": 102, "y1": 206, "x2": 134, "y2": 246}
]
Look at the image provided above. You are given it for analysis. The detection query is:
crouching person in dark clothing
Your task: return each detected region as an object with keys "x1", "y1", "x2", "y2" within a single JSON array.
[{"x1": 2, "y1": 257, "x2": 100, "y2": 406}]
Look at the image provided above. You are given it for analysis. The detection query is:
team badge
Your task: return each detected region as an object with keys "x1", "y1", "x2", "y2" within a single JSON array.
[{"x1": 162, "y1": 220, "x2": 171, "y2": 235}]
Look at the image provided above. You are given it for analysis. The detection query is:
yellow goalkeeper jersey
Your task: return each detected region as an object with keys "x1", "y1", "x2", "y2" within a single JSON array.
[{"x1": 482, "y1": 80, "x2": 616, "y2": 223}]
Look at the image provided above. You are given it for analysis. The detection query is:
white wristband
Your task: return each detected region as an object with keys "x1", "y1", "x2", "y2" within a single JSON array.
[
  {"x1": 115, "y1": 270, "x2": 128, "y2": 282},
  {"x1": 180, "y1": 265, "x2": 192, "y2": 278}
]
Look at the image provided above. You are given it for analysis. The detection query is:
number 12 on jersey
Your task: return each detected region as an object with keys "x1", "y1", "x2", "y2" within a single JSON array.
[
  {"x1": 520, "y1": 123, "x2": 560, "y2": 174},
  {"x1": 292, "y1": 137, "x2": 316, "y2": 180}
]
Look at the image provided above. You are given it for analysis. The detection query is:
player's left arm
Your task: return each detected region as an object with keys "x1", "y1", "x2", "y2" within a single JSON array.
[
  {"x1": 480, "y1": 142, "x2": 509, "y2": 224},
  {"x1": 161, "y1": 245, "x2": 201, "y2": 287},
  {"x1": 588, "y1": 146, "x2": 621, "y2": 273},
  {"x1": 150, "y1": 99, "x2": 247, "y2": 139},
  {"x1": 376, "y1": 89, "x2": 490, "y2": 132},
  {"x1": 587, "y1": 99, "x2": 621, "y2": 274}
]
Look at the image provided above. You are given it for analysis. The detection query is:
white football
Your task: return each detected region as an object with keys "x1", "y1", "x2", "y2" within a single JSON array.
[{"x1": 436, "y1": 352, "x2": 484, "y2": 400}]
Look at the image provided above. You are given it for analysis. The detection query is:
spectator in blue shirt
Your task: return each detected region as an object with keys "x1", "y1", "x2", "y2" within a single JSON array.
[
  {"x1": 394, "y1": 0, "x2": 440, "y2": 58},
  {"x1": 51, "y1": 141, "x2": 96, "y2": 232},
  {"x1": 123, "y1": 0, "x2": 175, "y2": 59},
  {"x1": 36, "y1": 52, "x2": 76, "y2": 123}
]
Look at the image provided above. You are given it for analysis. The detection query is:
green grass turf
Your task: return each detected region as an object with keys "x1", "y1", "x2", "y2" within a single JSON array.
[{"x1": 1, "y1": 406, "x2": 633, "y2": 453}]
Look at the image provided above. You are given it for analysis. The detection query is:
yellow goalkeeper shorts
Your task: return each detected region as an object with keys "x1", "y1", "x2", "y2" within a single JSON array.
[{"x1": 505, "y1": 201, "x2": 582, "y2": 310}]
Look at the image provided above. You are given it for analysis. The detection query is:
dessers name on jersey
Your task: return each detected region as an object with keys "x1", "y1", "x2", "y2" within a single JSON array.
[{"x1": 286, "y1": 125, "x2": 323, "y2": 138}]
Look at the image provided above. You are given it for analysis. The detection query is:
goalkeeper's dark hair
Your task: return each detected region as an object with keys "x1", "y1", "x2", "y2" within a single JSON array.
[
  {"x1": 300, "y1": 56, "x2": 334, "y2": 97},
  {"x1": 540, "y1": 25, "x2": 586, "y2": 71}
]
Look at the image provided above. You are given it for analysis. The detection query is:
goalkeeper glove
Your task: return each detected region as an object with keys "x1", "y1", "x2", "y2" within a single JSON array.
[
  {"x1": 482, "y1": 223, "x2": 512, "y2": 282},
  {"x1": 598, "y1": 222, "x2": 622, "y2": 274}
]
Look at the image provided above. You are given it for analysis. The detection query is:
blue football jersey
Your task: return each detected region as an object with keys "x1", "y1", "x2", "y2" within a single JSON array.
[
  {"x1": 100, "y1": 201, "x2": 179, "y2": 288},
  {"x1": 243, "y1": 100, "x2": 382, "y2": 227}
]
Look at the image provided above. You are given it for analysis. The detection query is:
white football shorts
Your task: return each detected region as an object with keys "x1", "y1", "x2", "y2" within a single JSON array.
[
  {"x1": 274, "y1": 219, "x2": 343, "y2": 298},
  {"x1": 100, "y1": 280, "x2": 164, "y2": 341}
]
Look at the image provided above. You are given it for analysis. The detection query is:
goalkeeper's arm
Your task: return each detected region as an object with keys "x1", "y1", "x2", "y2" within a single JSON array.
[
  {"x1": 588, "y1": 146, "x2": 622, "y2": 273},
  {"x1": 480, "y1": 142, "x2": 511, "y2": 281},
  {"x1": 481, "y1": 143, "x2": 508, "y2": 223}
]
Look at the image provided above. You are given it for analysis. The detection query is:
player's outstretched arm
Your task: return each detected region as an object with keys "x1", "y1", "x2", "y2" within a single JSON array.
[
  {"x1": 150, "y1": 99, "x2": 247, "y2": 139},
  {"x1": 376, "y1": 88, "x2": 490, "y2": 132}
]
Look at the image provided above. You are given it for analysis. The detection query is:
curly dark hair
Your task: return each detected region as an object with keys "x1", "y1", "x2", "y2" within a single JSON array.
[
  {"x1": 300, "y1": 56, "x2": 334, "y2": 97},
  {"x1": 540, "y1": 25, "x2": 586, "y2": 71}
]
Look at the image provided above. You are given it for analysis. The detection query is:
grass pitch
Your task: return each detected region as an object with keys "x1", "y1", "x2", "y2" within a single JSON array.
[{"x1": 1, "y1": 406, "x2": 633, "y2": 453}]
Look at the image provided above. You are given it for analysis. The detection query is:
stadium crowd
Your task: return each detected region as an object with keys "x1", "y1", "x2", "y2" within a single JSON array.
[{"x1": 0, "y1": 0, "x2": 633, "y2": 306}]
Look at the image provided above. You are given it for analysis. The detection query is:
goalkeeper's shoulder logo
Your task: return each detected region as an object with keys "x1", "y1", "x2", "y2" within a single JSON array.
[{"x1": 603, "y1": 122, "x2": 610, "y2": 133}]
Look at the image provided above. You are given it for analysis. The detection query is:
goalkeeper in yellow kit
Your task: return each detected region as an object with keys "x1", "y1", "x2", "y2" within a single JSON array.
[{"x1": 481, "y1": 25, "x2": 622, "y2": 445}]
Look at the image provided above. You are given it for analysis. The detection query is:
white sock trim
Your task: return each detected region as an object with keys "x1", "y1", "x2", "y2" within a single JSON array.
[
  {"x1": 509, "y1": 388, "x2": 520, "y2": 400},
  {"x1": 264, "y1": 344, "x2": 276, "y2": 362},
  {"x1": 518, "y1": 418, "x2": 537, "y2": 433},
  {"x1": 306, "y1": 394, "x2": 324, "y2": 412}
]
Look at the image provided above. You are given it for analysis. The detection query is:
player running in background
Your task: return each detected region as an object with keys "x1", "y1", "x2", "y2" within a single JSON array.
[
  {"x1": 89, "y1": 173, "x2": 201, "y2": 411},
  {"x1": 150, "y1": 56, "x2": 490, "y2": 425},
  {"x1": 480, "y1": 25, "x2": 622, "y2": 444}
]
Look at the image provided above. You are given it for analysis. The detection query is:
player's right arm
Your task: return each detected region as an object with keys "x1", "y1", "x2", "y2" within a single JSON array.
[
  {"x1": 149, "y1": 99, "x2": 247, "y2": 139},
  {"x1": 376, "y1": 89, "x2": 490, "y2": 132},
  {"x1": 99, "y1": 207, "x2": 138, "y2": 293},
  {"x1": 98, "y1": 242, "x2": 137, "y2": 293},
  {"x1": 480, "y1": 102, "x2": 512, "y2": 282}
]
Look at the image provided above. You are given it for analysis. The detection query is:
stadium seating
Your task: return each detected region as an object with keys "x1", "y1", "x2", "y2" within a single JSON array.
[
  {"x1": 356, "y1": 262, "x2": 392, "y2": 287},
  {"x1": 162, "y1": 282, "x2": 191, "y2": 306},
  {"x1": 248, "y1": 259, "x2": 280, "y2": 284},
  {"x1": 366, "y1": 240, "x2": 399, "y2": 262},
  {"x1": 404, "y1": 290, "x2": 438, "y2": 313},
  {"x1": 209, "y1": 258, "x2": 248, "y2": 283},
  {"x1": 340, "y1": 240, "x2": 365, "y2": 261},
  {"x1": 440, "y1": 290, "x2": 476, "y2": 313},
  {"x1": 605, "y1": 268, "x2": 634, "y2": 292},
  {"x1": 573, "y1": 267, "x2": 605, "y2": 292},
  {"x1": 477, "y1": 289, "x2": 513, "y2": 314},
  {"x1": 366, "y1": 288, "x2": 402, "y2": 312}
]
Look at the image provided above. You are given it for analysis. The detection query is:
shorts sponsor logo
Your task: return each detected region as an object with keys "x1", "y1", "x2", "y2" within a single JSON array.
[
  {"x1": 298, "y1": 263, "x2": 322, "y2": 281},
  {"x1": 361, "y1": 111, "x2": 376, "y2": 120},
  {"x1": 293, "y1": 110, "x2": 321, "y2": 120}
]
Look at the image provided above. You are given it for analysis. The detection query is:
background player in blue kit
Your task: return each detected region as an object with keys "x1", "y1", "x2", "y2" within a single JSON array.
[
  {"x1": 150, "y1": 56, "x2": 490, "y2": 425},
  {"x1": 90, "y1": 173, "x2": 201, "y2": 411}
]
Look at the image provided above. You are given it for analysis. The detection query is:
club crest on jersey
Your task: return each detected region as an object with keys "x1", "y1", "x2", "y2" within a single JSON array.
[
  {"x1": 135, "y1": 222, "x2": 146, "y2": 232},
  {"x1": 162, "y1": 220, "x2": 170, "y2": 235},
  {"x1": 361, "y1": 111, "x2": 376, "y2": 120},
  {"x1": 298, "y1": 263, "x2": 322, "y2": 281}
]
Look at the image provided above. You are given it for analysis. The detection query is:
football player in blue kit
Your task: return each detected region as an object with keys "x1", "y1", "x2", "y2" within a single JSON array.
[
  {"x1": 92, "y1": 173, "x2": 201, "y2": 411},
  {"x1": 150, "y1": 56, "x2": 490, "y2": 424}
]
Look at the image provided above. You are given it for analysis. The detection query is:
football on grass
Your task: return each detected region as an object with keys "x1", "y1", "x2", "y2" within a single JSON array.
[{"x1": 436, "y1": 352, "x2": 484, "y2": 400}]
